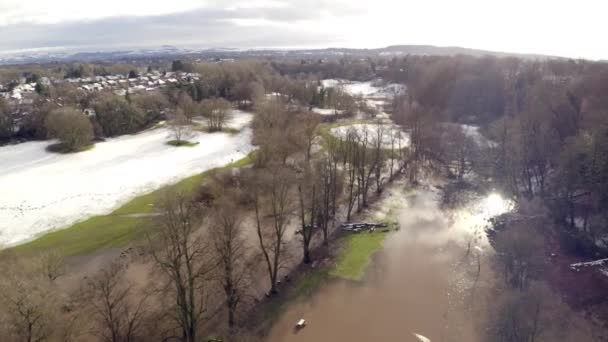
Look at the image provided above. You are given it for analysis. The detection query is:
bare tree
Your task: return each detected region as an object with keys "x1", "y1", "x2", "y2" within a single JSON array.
[
  {"x1": 86, "y1": 262, "x2": 148, "y2": 342},
  {"x1": 38, "y1": 250, "x2": 65, "y2": 283},
  {"x1": 251, "y1": 166, "x2": 294, "y2": 294},
  {"x1": 297, "y1": 168, "x2": 318, "y2": 264},
  {"x1": 442, "y1": 125, "x2": 478, "y2": 181},
  {"x1": 252, "y1": 99, "x2": 300, "y2": 166},
  {"x1": 371, "y1": 120, "x2": 387, "y2": 194},
  {"x1": 209, "y1": 195, "x2": 249, "y2": 330},
  {"x1": 485, "y1": 283, "x2": 570, "y2": 342},
  {"x1": 0, "y1": 259, "x2": 60, "y2": 342},
  {"x1": 148, "y1": 193, "x2": 214, "y2": 342},
  {"x1": 315, "y1": 157, "x2": 338, "y2": 246},
  {"x1": 341, "y1": 128, "x2": 360, "y2": 221},
  {"x1": 491, "y1": 221, "x2": 545, "y2": 290},
  {"x1": 201, "y1": 98, "x2": 232, "y2": 132},
  {"x1": 168, "y1": 109, "x2": 193, "y2": 144},
  {"x1": 296, "y1": 113, "x2": 321, "y2": 163}
]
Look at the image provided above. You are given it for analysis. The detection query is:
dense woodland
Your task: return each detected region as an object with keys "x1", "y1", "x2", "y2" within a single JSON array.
[{"x1": 1, "y1": 54, "x2": 608, "y2": 341}]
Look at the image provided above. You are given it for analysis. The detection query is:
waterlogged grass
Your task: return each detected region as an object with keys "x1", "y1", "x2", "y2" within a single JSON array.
[
  {"x1": 331, "y1": 231, "x2": 388, "y2": 280},
  {"x1": 260, "y1": 230, "x2": 389, "y2": 327},
  {"x1": 14, "y1": 153, "x2": 255, "y2": 257},
  {"x1": 14, "y1": 216, "x2": 147, "y2": 257},
  {"x1": 317, "y1": 119, "x2": 372, "y2": 142}
]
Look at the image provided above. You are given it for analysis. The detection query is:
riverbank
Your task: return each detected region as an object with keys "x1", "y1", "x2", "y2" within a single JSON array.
[
  {"x1": 262, "y1": 181, "x2": 491, "y2": 342},
  {"x1": 232, "y1": 177, "x2": 406, "y2": 339}
]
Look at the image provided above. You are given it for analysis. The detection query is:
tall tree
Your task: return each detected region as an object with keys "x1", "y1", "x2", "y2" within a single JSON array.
[
  {"x1": 148, "y1": 193, "x2": 213, "y2": 342},
  {"x1": 86, "y1": 262, "x2": 148, "y2": 342},
  {"x1": 209, "y1": 195, "x2": 249, "y2": 329},
  {"x1": 250, "y1": 166, "x2": 294, "y2": 294}
]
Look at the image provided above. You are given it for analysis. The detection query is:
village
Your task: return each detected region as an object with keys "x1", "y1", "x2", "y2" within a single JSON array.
[{"x1": 0, "y1": 69, "x2": 202, "y2": 133}]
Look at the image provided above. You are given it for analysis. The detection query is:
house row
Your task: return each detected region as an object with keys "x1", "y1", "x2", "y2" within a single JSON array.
[{"x1": 73, "y1": 72, "x2": 200, "y2": 94}]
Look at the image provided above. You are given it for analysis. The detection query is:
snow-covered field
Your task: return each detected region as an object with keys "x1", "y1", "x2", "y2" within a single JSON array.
[
  {"x1": 321, "y1": 79, "x2": 406, "y2": 99},
  {"x1": 330, "y1": 123, "x2": 410, "y2": 149},
  {"x1": 0, "y1": 111, "x2": 254, "y2": 246}
]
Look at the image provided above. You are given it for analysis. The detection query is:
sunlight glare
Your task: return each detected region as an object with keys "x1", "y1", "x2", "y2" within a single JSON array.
[{"x1": 481, "y1": 193, "x2": 512, "y2": 217}]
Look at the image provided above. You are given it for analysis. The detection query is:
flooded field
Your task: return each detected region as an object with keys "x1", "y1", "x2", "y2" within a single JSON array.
[{"x1": 267, "y1": 184, "x2": 511, "y2": 342}]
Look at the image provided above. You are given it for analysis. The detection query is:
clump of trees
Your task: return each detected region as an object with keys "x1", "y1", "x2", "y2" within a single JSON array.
[
  {"x1": 0, "y1": 252, "x2": 81, "y2": 342},
  {"x1": 0, "y1": 98, "x2": 12, "y2": 141},
  {"x1": 93, "y1": 95, "x2": 145, "y2": 137},
  {"x1": 392, "y1": 54, "x2": 608, "y2": 255},
  {"x1": 201, "y1": 98, "x2": 231, "y2": 132},
  {"x1": 45, "y1": 107, "x2": 94, "y2": 152}
]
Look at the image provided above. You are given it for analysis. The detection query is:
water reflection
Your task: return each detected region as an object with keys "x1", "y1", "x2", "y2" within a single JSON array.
[
  {"x1": 266, "y1": 184, "x2": 513, "y2": 342},
  {"x1": 481, "y1": 193, "x2": 513, "y2": 218},
  {"x1": 447, "y1": 192, "x2": 514, "y2": 248}
]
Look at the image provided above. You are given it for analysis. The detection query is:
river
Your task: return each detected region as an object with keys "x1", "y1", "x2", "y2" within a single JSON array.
[{"x1": 267, "y1": 181, "x2": 511, "y2": 342}]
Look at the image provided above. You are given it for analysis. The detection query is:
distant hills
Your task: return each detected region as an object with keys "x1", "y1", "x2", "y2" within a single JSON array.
[
  {"x1": 377, "y1": 45, "x2": 557, "y2": 59},
  {"x1": 0, "y1": 44, "x2": 564, "y2": 66}
]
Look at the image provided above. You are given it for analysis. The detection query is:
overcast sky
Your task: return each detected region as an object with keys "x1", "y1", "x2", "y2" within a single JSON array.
[{"x1": 0, "y1": 0, "x2": 606, "y2": 59}]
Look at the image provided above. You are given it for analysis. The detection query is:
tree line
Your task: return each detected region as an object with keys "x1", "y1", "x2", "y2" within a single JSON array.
[
  {"x1": 390, "y1": 54, "x2": 608, "y2": 255},
  {"x1": 0, "y1": 83, "x2": 409, "y2": 340}
]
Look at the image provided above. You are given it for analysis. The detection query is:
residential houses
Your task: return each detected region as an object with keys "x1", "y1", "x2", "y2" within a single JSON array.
[{"x1": 0, "y1": 71, "x2": 202, "y2": 136}]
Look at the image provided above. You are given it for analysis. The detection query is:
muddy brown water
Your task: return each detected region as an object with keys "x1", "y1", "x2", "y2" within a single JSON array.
[{"x1": 267, "y1": 186, "x2": 500, "y2": 342}]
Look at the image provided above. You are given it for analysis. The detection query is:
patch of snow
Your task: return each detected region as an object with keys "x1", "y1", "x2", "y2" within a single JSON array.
[
  {"x1": 460, "y1": 124, "x2": 497, "y2": 148},
  {"x1": 311, "y1": 107, "x2": 341, "y2": 116},
  {"x1": 321, "y1": 79, "x2": 406, "y2": 99},
  {"x1": 265, "y1": 92, "x2": 286, "y2": 99},
  {"x1": 570, "y1": 258, "x2": 608, "y2": 271},
  {"x1": 341, "y1": 82, "x2": 379, "y2": 97},
  {"x1": 320, "y1": 79, "x2": 341, "y2": 88},
  {"x1": 366, "y1": 99, "x2": 386, "y2": 110},
  {"x1": 0, "y1": 111, "x2": 253, "y2": 246},
  {"x1": 330, "y1": 123, "x2": 410, "y2": 148}
]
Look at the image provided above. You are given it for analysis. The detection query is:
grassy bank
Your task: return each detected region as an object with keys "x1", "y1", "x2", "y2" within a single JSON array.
[
  {"x1": 14, "y1": 153, "x2": 255, "y2": 257},
  {"x1": 331, "y1": 231, "x2": 388, "y2": 280},
  {"x1": 317, "y1": 119, "x2": 372, "y2": 144},
  {"x1": 259, "y1": 229, "x2": 390, "y2": 328}
]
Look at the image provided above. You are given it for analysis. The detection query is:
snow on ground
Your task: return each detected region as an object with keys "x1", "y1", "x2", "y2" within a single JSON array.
[
  {"x1": 570, "y1": 258, "x2": 608, "y2": 270},
  {"x1": 0, "y1": 111, "x2": 254, "y2": 246},
  {"x1": 320, "y1": 79, "x2": 341, "y2": 88},
  {"x1": 460, "y1": 124, "x2": 497, "y2": 148},
  {"x1": 311, "y1": 107, "x2": 342, "y2": 116},
  {"x1": 341, "y1": 82, "x2": 379, "y2": 97},
  {"x1": 330, "y1": 123, "x2": 410, "y2": 149},
  {"x1": 321, "y1": 79, "x2": 406, "y2": 99}
]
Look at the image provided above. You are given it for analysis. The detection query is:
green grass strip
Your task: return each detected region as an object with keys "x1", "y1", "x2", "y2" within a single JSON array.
[
  {"x1": 330, "y1": 231, "x2": 388, "y2": 281},
  {"x1": 13, "y1": 153, "x2": 255, "y2": 257}
]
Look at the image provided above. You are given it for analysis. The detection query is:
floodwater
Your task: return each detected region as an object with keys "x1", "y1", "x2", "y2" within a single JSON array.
[{"x1": 267, "y1": 183, "x2": 512, "y2": 342}]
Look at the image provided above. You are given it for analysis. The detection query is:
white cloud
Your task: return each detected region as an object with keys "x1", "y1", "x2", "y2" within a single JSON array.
[
  {"x1": 0, "y1": 0, "x2": 606, "y2": 59},
  {"x1": 0, "y1": 0, "x2": 206, "y2": 25}
]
